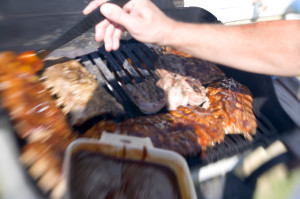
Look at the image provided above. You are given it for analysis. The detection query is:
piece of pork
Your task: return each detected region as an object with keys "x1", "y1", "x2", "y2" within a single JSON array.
[
  {"x1": 41, "y1": 60, "x2": 125, "y2": 125},
  {"x1": 155, "y1": 54, "x2": 207, "y2": 110}
]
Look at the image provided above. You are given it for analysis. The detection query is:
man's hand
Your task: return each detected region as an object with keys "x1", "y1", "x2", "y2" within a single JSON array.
[{"x1": 83, "y1": 0, "x2": 176, "y2": 51}]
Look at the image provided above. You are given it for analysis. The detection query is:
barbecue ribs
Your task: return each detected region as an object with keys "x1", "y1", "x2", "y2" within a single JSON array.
[{"x1": 0, "y1": 51, "x2": 77, "y2": 199}]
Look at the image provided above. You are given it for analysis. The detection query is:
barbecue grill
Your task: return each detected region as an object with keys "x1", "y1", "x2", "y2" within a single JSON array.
[
  {"x1": 60, "y1": 39, "x2": 279, "y2": 168},
  {"x1": 0, "y1": 1, "x2": 300, "y2": 199}
]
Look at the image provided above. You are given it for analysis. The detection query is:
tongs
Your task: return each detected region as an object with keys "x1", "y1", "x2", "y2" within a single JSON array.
[{"x1": 35, "y1": 0, "x2": 128, "y2": 60}]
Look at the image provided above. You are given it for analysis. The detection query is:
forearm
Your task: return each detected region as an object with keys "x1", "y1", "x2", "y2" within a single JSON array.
[{"x1": 165, "y1": 20, "x2": 300, "y2": 76}]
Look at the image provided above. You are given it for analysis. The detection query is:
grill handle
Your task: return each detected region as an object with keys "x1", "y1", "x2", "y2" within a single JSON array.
[{"x1": 36, "y1": 0, "x2": 128, "y2": 59}]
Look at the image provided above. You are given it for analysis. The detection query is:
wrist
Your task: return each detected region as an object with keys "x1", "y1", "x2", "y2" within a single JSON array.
[{"x1": 158, "y1": 20, "x2": 181, "y2": 47}]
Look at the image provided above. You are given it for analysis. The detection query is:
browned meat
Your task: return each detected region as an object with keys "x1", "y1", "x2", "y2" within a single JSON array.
[
  {"x1": 160, "y1": 47, "x2": 226, "y2": 85},
  {"x1": 155, "y1": 54, "x2": 207, "y2": 110},
  {"x1": 155, "y1": 54, "x2": 187, "y2": 77},
  {"x1": 0, "y1": 56, "x2": 74, "y2": 142},
  {"x1": 184, "y1": 58, "x2": 226, "y2": 85},
  {"x1": 0, "y1": 51, "x2": 78, "y2": 199},
  {"x1": 83, "y1": 55, "x2": 257, "y2": 154},
  {"x1": 82, "y1": 81, "x2": 256, "y2": 153},
  {"x1": 41, "y1": 60, "x2": 125, "y2": 125},
  {"x1": 20, "y1": 136, "x2": 72, "y2": 197},
  {"x1": 82, "y1": 107, "x2": 225, "y2": 155},
  {"x1": 161, "y1": 46, "x2": 193, "y2": 58},
  {"x1": 82, "y1": 115, "x2": 203, "y2": 156},
  {"x1": 123, "y1": 80, "x2": 166, "y2": 114},
  {"x1": 0, "y1": 50, "x2": 257, "y2": 199},
  {"x1": 207, "y1": 78, "x2": 257, "y2": 139}
]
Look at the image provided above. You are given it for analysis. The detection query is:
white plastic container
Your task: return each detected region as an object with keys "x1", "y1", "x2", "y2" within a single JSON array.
[{"x1": 63, "y1": 132, "x2": 197, "y2": 199}]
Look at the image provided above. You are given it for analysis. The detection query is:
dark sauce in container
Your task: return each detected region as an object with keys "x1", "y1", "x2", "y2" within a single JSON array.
[{"x1": 70, "y1": 151, "x2": 182, "y2": 199}]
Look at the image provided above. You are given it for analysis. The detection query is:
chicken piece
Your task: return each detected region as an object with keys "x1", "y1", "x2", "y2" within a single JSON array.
[
  {"x1": 180, "y1": 77, "x2": 208, "y2": 106},
  {"x1": 123, "y1": 80, "x2": 166, "y2": 114},
  {"x1": 156, "y1": 74, "x2": 207, "y2": 110},
  {"x1": 155, "y1": 54, "x2": 207, "y2": 110},
  {"x1": 41, "y1": 60, "x2": 125, "y2": 125}
]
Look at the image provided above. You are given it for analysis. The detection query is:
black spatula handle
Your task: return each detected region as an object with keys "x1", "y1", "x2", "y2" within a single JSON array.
[{"x1": 37, "y1": 0, "x2": 128, "y2": 59}]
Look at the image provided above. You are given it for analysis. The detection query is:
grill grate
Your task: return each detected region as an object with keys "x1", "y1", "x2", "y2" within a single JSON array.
[
  {"x1": 77, "y1": 40, "x2": 160, "y2": 117},
  {"x1": 76, "y1": 39, "x2": 280, "y2": 167},
  {"x1": 187, "y1": 108, "x2": 279, "y2": 167}
]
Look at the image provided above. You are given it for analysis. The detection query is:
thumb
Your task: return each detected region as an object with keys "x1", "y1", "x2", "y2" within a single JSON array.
[{"x1": 100, "y1": 3, "x2": 133, "y2": 28}]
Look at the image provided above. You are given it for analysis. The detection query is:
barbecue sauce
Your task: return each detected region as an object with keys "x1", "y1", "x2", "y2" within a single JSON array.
[{"x1": 70, "y1": 151, "x2": 182, "y2": 199}]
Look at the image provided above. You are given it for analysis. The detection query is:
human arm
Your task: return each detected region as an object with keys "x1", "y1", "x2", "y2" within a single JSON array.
[
  {"x1": 169, "y1": 20, "x2": 300, "y2": 76},
  {"x1": 83, "y1": 0, "x2": 300, "y2": 76}
]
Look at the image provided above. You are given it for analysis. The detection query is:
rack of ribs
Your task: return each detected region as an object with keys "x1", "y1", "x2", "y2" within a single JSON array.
[{"x1": 0, "y1": 51, "x2": 78, "y2": 199}]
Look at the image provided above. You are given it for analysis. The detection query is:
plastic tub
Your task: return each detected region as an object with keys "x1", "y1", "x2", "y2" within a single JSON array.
[{"x1": 63, "y1": 132, "x2": 197, "y2": 199}]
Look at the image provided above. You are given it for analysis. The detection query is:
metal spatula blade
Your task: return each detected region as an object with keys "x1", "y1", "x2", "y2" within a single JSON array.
[{"x1": 36, "y1": 0, "x2": 128, "y2": 60}]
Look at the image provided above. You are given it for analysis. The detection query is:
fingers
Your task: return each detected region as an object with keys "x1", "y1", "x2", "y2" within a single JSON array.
[
  {"x1": 95, "y1": 20, "x2": 123, "y2": 51},
  {"x1": 100, "y1": 3, "x2": 133, "y2": 28},
  {"x1": 86, "y1": 1, "x2": 136, "y2": 51},
  {"x1": 95, "y1": 19, "x2": 110, "y2": 42},
  {"x1": 123, "y1": 0, "x2": 134, "y2": 12},
  {"x1": 112, "y1": 25, "x2": 124, "y2": 51},
  {"x1": 83, "y1": 0, "x2": 108, "y2": 15},
  {"x1": 104, "y1": 24, "x2": 115, "y2": 51}
]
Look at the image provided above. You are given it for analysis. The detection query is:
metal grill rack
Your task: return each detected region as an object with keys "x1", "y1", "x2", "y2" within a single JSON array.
[{"x1": 77, "y1": 40, "x2": 160, "y2": 117}]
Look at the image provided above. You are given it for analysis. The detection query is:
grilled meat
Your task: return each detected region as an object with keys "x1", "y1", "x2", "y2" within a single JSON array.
[
  {"x1": 82, "y1": 107, "x2": 225, "y2": 155},
  {"x1": 0, "y1": 52, "x2": 75, "y2": 142},
  {"x1": 160, "y1": 47, "x2": 226, "y2": 84},
  {"x1": 207, "y1": 77, "x2": 257, "y2": 139},
  {"x1": 41, "y1": 60, "x2": 125, "y2": 125},
  {"x1": 82, "y1": 53, "x2": 257, "y2": 153},
  {"x1": 184, "y1": 58, "x2": 226, "y2": 85},
  {"x1": 82, "y1": 115, "x2": 203, "y2": 156},
  {"x1": 155, "y1": 54, "x2": 207, "y2": 110},
  {"x1": 161, "y1": 46, "x2": 192, "y2": 58},
  {"x1": 0, "y1": 48, "x2": 257, "y2": 199},
  {"x1": 0, "y1": 51, "x2": 78, "y2": 199},
  {"x1": 123, "y1": 80, "x2": 166, "y2": 114},
  {"x1": 83, "y1": 77, "x2": 256, "y2": 152},
  {"x1": 155, "y1": 54, "x2": 187, "y2": 77}
]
